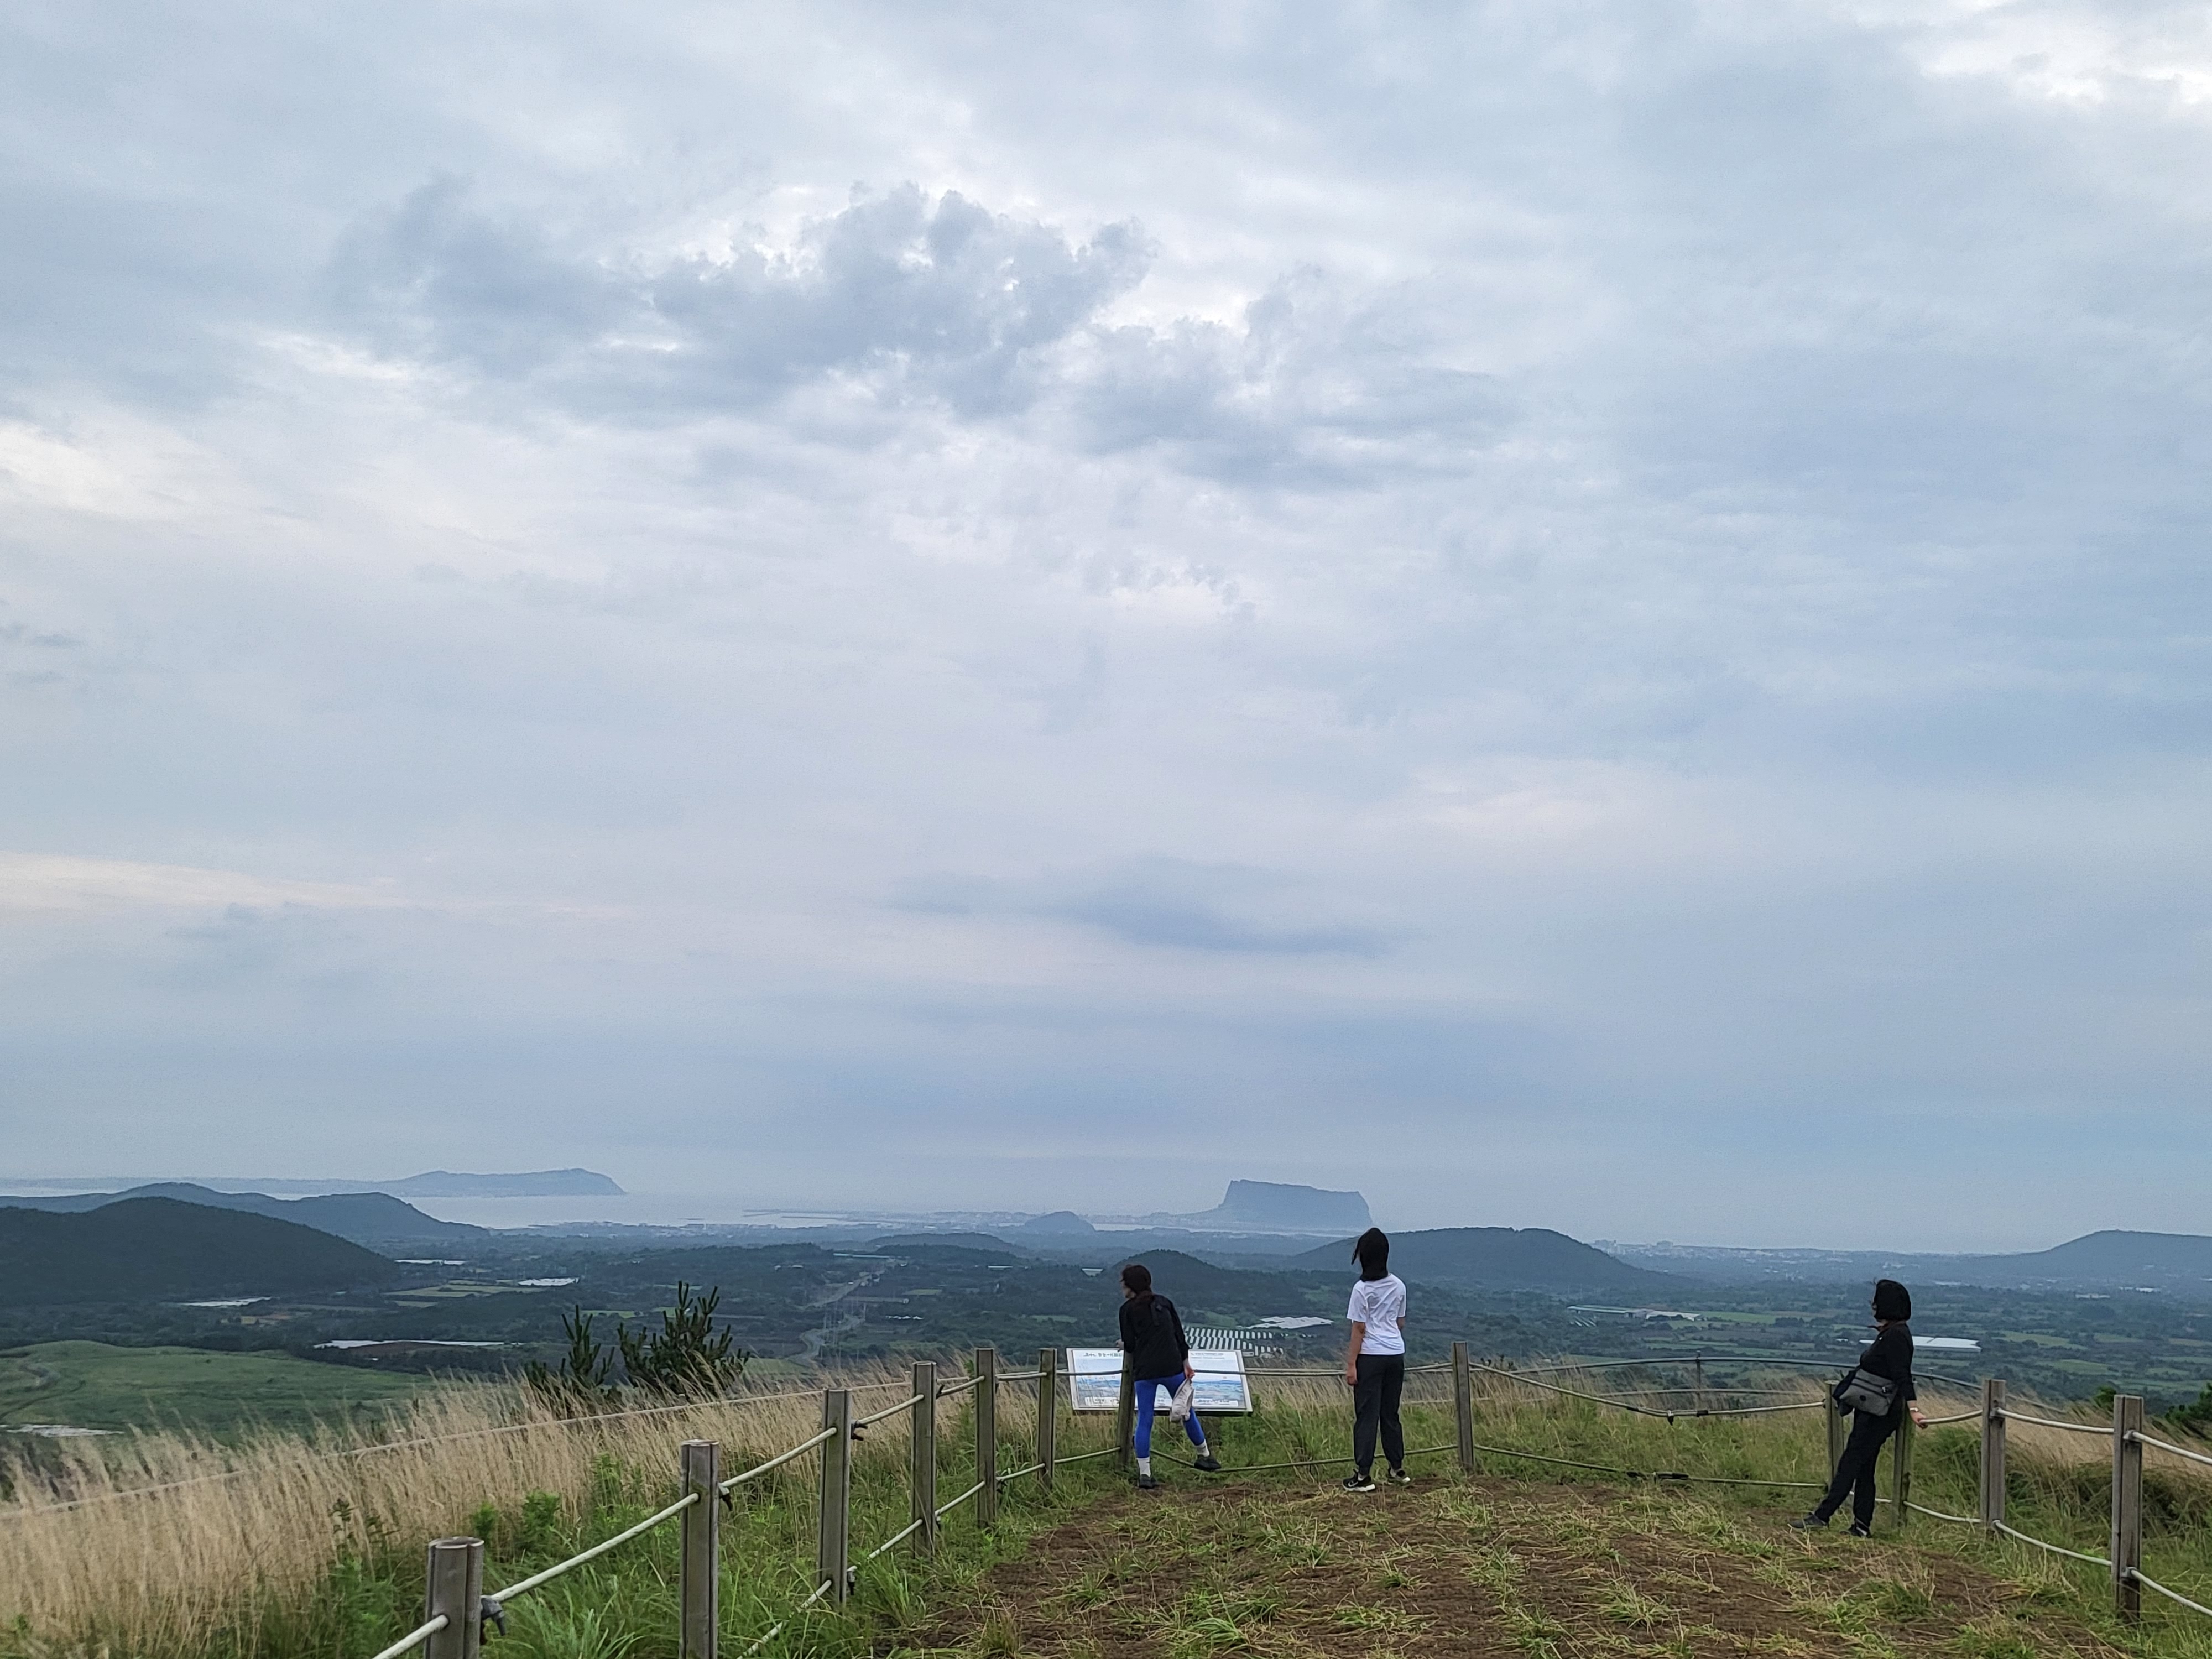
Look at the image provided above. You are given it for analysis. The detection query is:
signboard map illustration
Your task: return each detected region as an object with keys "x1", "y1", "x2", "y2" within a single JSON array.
[{"x1": 1065, "y1": 1348, "x2": 1253, "y2": 1413}]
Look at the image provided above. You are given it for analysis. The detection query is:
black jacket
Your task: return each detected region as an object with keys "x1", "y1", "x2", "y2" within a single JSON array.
[
  {"x1": 1854, "y1": 1322, "x2": 1917, "y2": 1417},
  {"x1": 1119, "y1": 1293, "x2": 1190, "y2": 1380}
]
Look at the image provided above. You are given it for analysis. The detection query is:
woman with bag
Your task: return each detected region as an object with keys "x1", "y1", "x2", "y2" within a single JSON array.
[
  {"x1": 1118, "y1": 1262, "x2": 1220, "y2": 1489},
  {"x1": 1793, "y1": 1278, "x2": 1928, "y2": 1536}
]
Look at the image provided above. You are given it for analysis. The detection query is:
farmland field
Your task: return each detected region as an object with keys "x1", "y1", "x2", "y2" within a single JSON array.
[{"x1": 0, "y1": 1342, "x2": 431, "y2": 1438}]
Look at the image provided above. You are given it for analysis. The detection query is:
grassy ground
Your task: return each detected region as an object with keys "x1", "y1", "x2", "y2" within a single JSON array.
[
  {"x1": 922, "y1": 1476, "x2": 2130, "y2": 1659},
  {"x1": 6, "y1": 1366, "x2": 2210, "y2": 1658},
  {"x1": 0, "y1": 1341, "x2": 429, "y2": 1438}
]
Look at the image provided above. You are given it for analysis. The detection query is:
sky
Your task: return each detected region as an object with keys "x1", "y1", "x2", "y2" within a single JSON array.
[{"x1": 1, "y1": 2, "x2": 2207, "y2": 1250}]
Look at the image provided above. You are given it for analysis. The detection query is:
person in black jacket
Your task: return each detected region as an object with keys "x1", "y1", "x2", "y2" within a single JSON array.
[
  {"x1": 1793, "y1": 1278, "x2": 1929, "y2": 1536},
  {"x1": 1118, "y1": 1262, "x2": 1222, "y2": 1488}
]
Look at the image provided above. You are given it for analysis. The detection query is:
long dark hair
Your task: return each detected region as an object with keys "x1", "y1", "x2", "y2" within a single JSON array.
[
  {"x1": 1353, "y1": 1227, "x2": 1390, "y2": 1282},
  {"x1": 1120, "y1": 1261, "x2": 1155, "y2": 1302}
]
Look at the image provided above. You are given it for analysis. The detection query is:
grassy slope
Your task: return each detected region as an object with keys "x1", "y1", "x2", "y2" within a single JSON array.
[
  {"x1": 0, "y1": 1341, "x2": 427, "y2": 1437},
  {"x1": 8, "y1": 1368, "x2": 2210, "y2": 1658},
  {"x1": 0, "y1": 1196, "x2": 401, "y2": 1305},
  {"x1": 924, "y1": 1479, "x2": 2130, "y2": 1659}
]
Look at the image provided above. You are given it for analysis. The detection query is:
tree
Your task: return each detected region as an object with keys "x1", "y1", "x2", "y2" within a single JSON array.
[
  {"x1": 524, "y1": 1305, "x2": 618, "y2": 1410},
  {"x1": 615, "y1": 1281, "x2": 747, "y2": 1397}
]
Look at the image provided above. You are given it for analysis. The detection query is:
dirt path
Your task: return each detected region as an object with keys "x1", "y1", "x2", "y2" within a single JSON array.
[{"x1": 914, "y1": 1472, "x2": 2124, "y2": 1658}]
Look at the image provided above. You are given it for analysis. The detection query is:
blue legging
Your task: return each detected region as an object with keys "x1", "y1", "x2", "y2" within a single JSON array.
[{"x1": 1133, "y1": 1375, "x2": 1208, "y2": 1458}]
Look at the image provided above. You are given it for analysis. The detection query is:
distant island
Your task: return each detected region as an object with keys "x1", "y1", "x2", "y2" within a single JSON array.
[{"x1": 1141, "y1": 1180, "x2": 1373, "y2": 1235}]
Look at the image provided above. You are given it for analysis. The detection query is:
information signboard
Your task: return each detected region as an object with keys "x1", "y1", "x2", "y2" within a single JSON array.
[{"x1": 1065, "y1": 1348, "x2": 1253, "y2": 1413}]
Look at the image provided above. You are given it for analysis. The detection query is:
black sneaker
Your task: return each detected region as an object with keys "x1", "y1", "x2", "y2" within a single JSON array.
[
  {"x1": 1136, "y1": 1472, "x2": 1157, "y2": 1490},
  {"x1": 1343, "y1": 1473, "x2": 1377, "y2": 1493},
  {"x1": 1386, "y1": 1468, "x2": 1413, "y2": 1486},
  {"x1": 1192, "y1": 1454, "x2": 1222, "y2": 1473},
  {"x1": 1846, "y1": 1522, "x2": 1872, "y2": 1539},
  {"x1": 1788, "y1": 1514, "x2": 1828, "y2": 1531}
]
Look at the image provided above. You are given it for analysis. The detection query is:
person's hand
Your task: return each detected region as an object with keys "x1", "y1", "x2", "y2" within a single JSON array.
[
  {"x1": 1910, "y1": 1408, "x2": 1928, "y2": 1430},
  {"x1": 1184, "y1": 1363, "x2": 1195, "y2": 1383},
  {"x1": 1344, "y1": 1364, "x2": 1358, "y2": 1387}
]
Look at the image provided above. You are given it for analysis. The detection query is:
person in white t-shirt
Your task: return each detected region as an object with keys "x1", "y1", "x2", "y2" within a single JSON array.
[{"x1": 1342, "y1": 1227, "x2": 1408, "y2": 1493}]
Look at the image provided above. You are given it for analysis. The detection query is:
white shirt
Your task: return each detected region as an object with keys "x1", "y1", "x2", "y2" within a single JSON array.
[{"x1": 1347, "y1": 1274, "x2": 1406, "y2": 1355}]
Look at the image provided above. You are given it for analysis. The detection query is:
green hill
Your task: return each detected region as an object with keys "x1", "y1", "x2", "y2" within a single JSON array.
[
  {"x1": 1293, "y1": 1225, "x2": 1679, "y2": 1296},
  {"x1": 0, "y1": 1197, "x2": 403, "y2": 1305},
  {"x1": 0, "y1": 1182, "x2": 482, "y2": 1247}
]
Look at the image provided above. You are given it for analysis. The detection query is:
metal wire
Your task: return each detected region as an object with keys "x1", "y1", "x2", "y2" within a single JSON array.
[
  {"x1": 738, "y1": 1578, "x2": 833, "y2": 1656},
  {"x1": 1054, "y1": 1445, "x2": 1120, "y2": 1466},
  {"x1": 1473, "y1": 1361, "x2": 1825, "y2": 1420},
  {"x1": 1906, "y1": 1500, "x2": 1980, "y2": 1526},
  {"x1": 2134, "y1": 1572, "x2": 2212, "y2": 1620},
  {"x1": 853, "y1": 1393, "x2": 924, "y2": 1430},
  {"x1": 1157, "y1": 1443, "x2": 1458, "y2": 1475},
  {"x1": 1993, "y1": 1520, "x2": 2109, "y2": 1567},
  {"x1": 491, "y1": 1491, "x2": 699, "y2": 1601},
  {"x1": 863, "y1": 1517, "x2": 925, "y2": 1561},
  {"x1": 935, "y1": 1479, "x2": 985, "y2": 1520},
  {"x1": 366, "y1": 1615, "x2": 447, "y2": 1659},
  {"x1": 1996, "y1": 1410, "x2": 2110, "y2": 1437},
  {"x1": 0, "y1": 1383, "x2": 870, "y2": 1520},
  {"x1": 2132, "y1": 1431, "x2": 2212, "y2": 1471},
  {"x1": 720, "y1": 1426, "x2": 838, "y2": 1493}
]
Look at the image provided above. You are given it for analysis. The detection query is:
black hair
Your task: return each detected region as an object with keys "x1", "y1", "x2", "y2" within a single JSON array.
[
  {"x1": 1353, "y1": 1227, "x2": 1390, "y2": 1282},
  {"x1": 1120, "y1": 1262, "x2": 1154, "y2": 1299},
  {"x1": 1872, "y1": 1279, "x2": 1912, "y2": 1322}
]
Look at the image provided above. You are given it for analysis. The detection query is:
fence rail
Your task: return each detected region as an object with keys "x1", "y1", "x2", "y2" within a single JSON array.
[{"x1": 354, "y1": 1344, "x2": 2211, "y2": 1655}]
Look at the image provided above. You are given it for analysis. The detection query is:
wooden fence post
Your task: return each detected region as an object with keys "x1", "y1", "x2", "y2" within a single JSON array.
[
  {"x1": 1037, "y1": 1348, "x2": 1058, "y2": 1495},
  {"x1": 817, "y1": 1388, "x2": 852, "y2": 1606},
  {"x1": 2112, "y1": 1394, "x2": 2143, "y2": 1622},
  {"x1": 910, "y1": 1360, "x2": 937, "y2": 1557},
  {"x1": 1979, "y1": 1379, "x2": 2006, "y2": 1532},
  {"x1": 1891, "y1": 1411, "x2": 1914, "y2": 1530},
  {"x1": 424, "y1": 1536, "x2": 483, "y2": 1659},
  {"x1": 1693, "y1": 1353, "x2": 1705, "y2": 1416},
  {"x1": 679, "y1": 1440, "x2": 719, "y2": 1659},
  {"x1": 975, "y1": 1347, "x2": 999, "y2": 1528},
  {"x1": 1452, "y1": 1342, "x2": 1475, "y2": 1473},
  {"x1": 1827, "y1": 1399, "x2": 1848, "y2": 1478},
  {"x1": 1115, "y1": 1353, "x2": 1135, "y2": 1474}
]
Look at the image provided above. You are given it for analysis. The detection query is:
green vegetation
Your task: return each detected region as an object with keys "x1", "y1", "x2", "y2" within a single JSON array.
[
  {"x1": 0, "y1": 1341, "x2": 428, "y2": 1437},
  {"x1": 9, "y1": 1364, "x2": 2212, "y2": 1658},
  {"x1": 0, "y1": 1197, "x2": 400, "y2": 1306}
]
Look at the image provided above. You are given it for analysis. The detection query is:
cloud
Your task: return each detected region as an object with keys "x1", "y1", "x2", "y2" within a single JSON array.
[
  {"x1": 1, "y1": 1, "x2": 2209, "y2": 1245},
  {"x1": 332, "y1": 179, "x2": 1153, "y2": 422},
  {"x1": 901, "y1": 858, "x2": 1397, "y2": 957}
]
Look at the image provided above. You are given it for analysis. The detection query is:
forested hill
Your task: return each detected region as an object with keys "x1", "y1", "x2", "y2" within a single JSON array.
[
  {"x1": 0, "y1": 1183, "x2": 480, "y2": 1246},
  {"x1": 1295, "y1": 1227, "x2": 1679, "y2": 1296},
  {"x1": 0, "y1": 1197, "x2": 404, "y2": 1305}
]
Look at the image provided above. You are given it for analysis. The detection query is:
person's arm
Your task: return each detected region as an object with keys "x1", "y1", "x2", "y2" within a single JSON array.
[
  {"x1": 1172, "y1": 1302, "x2": 1194, "y2": 1381},
  {"x1": 1345, "y1": 1321, "x2": 1365, "y2": 1386}
]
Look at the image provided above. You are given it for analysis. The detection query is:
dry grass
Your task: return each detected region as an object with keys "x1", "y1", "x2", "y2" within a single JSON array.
[
  {"x1": 0, "y1": 1367, "x2": 912, "y2": 1655},
  {"x1": 3, "y1": 1355, "x2": 2204, "y2": 1658}
]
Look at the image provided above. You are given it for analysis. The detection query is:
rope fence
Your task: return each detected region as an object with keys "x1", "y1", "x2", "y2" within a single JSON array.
[{"x1": 346, "y1": 1344, "x2": 2211, "y2": 1656}]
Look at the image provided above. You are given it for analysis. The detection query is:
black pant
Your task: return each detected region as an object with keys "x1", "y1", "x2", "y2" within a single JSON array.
[
  {"x1": 1353, "y1": 1353, "x2": 1405, "y2": 1476},
  {"x1": 1814, "y1": 1409, "x2": 1898, "y2": 1529}
]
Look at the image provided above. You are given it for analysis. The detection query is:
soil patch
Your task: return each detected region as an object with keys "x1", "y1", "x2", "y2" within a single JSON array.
[{"x1": 910, "y1": 1469, "x2": 2125, "y2": 1658}]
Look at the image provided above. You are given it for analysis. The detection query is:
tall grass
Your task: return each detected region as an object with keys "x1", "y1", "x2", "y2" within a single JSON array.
[{"x1": 6, "y1": 1361, "x2": 2208, "y2": 1658}]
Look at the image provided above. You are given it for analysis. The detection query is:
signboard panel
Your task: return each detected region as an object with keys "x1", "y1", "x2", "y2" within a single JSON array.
[{"x1": 1065, "y1": 1348, "x2": 1253, "y2": 1413}]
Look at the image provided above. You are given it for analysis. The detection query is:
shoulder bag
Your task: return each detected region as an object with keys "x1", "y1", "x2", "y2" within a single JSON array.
[{"x1": 1834, "y1": 1365, "x2": 1900, "y2": 1416}]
